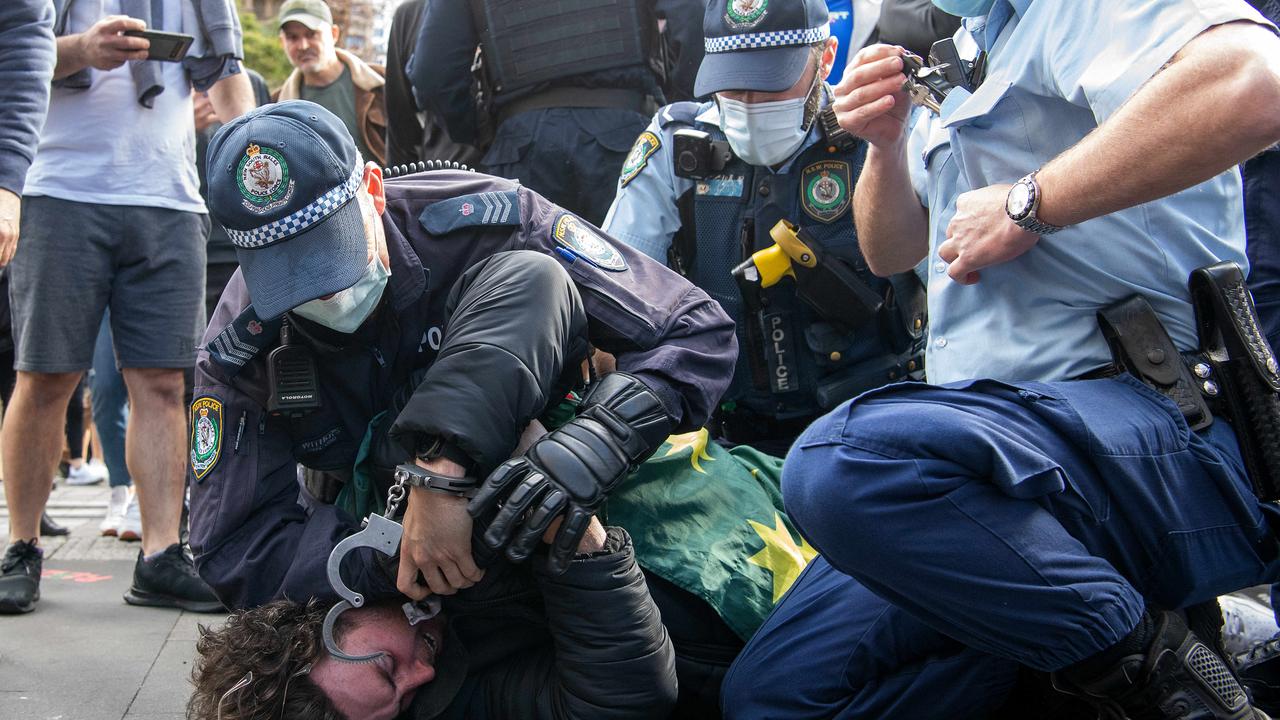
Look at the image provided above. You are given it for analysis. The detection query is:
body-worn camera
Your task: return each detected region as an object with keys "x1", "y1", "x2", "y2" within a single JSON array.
[{"x1": 673, "y1": 129, "x2": 732, "y2": 180}]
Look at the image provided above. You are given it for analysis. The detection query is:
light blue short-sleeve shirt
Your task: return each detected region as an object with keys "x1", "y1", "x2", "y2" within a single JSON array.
[{"x1": 910, "y1": 0, "x2": 1271, "y2": 385}]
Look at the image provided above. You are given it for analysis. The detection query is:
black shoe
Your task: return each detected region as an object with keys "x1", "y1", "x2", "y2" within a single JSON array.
[
  {"x1": 40, "y1": 512, "x2": 70, "y2": 537},
  {"x1": 1053, "y1": 610, "x2": 1266, "y2": 719},
  {"x1": 1235, "y1": 632, "x2": 1280, "y2": 716},
  {"x1": 123, "y1": 544, "x2": 224, "y2": 613},
  {"x1": 0, "y1": 540, "x2": 42, "y2": 614}
]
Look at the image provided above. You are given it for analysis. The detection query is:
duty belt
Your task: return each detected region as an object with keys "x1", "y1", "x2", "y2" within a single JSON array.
[
  {"x1": 496, "y1": 87, "x2": 653, "y2": 125},
  {"x1": 1092, "y1": 262, "x2": 1280, "y2": 502}
]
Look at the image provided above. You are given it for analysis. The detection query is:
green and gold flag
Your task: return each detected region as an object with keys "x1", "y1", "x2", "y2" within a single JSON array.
[{"x1": 606, "y1": 429, "x2": 818, "y2": 641}]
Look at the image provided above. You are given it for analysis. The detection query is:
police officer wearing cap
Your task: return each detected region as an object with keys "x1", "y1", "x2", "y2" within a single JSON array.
[
  {"x1": 187, "y1": 100, "x2": 735, "y2": 618},
  {"x1": 603, "y1": 0, "x2": 925, "y2": 455},
  {"x1": 405, "y1": 0, "x2": 705, "y2": 226}
]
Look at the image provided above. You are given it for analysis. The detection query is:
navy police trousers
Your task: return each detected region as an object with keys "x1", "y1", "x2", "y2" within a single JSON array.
[{"x1": 724, "y1": 375, "x2": 1280, "y2": 718}]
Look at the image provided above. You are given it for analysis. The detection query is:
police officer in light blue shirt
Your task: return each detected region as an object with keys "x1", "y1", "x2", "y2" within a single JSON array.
[
  {"x1": 722, "y1": 0, "x2": 1280, "y2": 717},
  {"x1": 604, "y1": 0, "x2": 925, "y2": 455}
]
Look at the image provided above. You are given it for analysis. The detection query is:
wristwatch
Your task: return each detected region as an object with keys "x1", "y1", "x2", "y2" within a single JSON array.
[
  {"x1": 1006, "y1": 171, "x2": 1065, "y2": 235},
  {"x1": 394, "y1": 463, "x2": 479, "y2": 498}
]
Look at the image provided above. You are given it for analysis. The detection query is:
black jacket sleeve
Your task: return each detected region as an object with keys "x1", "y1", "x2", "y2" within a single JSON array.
[
  {"x1": 876, "y1": 0, "x2": 962, "y2": 59},
  {"x1": 383, "y1": 173, "x2": 736, "y2": 475},
  {"x1": 449, "y1": 528, "x2": 678, "y2": 719},
  {"x1": 408, "y1": 0, "x2": 480, "y2": 146},
  {"x1": 386, "y1": 0, "x2": 426, "y2": 167}
]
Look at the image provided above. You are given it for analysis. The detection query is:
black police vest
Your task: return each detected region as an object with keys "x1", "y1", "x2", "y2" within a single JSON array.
[
  {"x1": 470, "y1": 0, "x2": 655, "y2": 95},
  {"x1": 666, "y1": 105, "x2": 924, "y2": 423}
]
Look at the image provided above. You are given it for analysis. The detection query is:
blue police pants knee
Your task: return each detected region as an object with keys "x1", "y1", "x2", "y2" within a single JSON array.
[
  {"x1": 723, "y1": 556, "x2": 1020, "y2": 719},
  {"x1": 782, "y1": 376, "x2": 1280, "y2": 672}
]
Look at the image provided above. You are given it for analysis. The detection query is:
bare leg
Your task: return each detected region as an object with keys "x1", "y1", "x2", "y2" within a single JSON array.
[
  {"x1": 3, "y1": 371, "x2": 84, "y2": 544},
  {"x1": 122, "y1": 368, "x2": 186, "y2": 556}
]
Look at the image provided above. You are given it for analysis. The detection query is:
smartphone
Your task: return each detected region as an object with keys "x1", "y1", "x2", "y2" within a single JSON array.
[{"x1": 123, "y1": 29, "x2": 194, "y2": 62}]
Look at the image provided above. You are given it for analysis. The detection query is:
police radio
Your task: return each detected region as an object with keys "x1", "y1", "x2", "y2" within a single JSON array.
[
  {"x1": 673, "y1": 129, "x2": 732, "y2": 180},
  {"x1": 267, "y1": 319, "x2": 322, "y2": 418}
]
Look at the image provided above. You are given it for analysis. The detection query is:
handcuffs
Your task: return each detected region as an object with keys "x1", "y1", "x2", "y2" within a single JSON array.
[{"x1": 321, "y1": 464, "x2": 476, "y2": 663}]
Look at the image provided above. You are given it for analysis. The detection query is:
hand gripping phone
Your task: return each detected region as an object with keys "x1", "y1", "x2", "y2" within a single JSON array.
[{"x1": 123, "y1": 29, "x2": 194, "y2": 62}]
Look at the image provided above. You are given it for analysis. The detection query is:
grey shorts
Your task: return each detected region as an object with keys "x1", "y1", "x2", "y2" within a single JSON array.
[{"x1": 11, "y1": 196, "x2": 210, "y2": 372}]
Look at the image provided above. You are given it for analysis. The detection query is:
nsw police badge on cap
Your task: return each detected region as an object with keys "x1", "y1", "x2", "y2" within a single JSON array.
[
  {"x1": 237, "y1": 144, "x2": 295, "y2": 214},
  {"x1": 801, "y1": 160, "x2": 851, "y2": 223},
  {"x1": 725, "y1": 0, "x2": 768, "y2": 29}
]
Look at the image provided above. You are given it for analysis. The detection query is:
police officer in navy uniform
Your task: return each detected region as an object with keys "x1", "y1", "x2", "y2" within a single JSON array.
[
  {"x1": 406, "y1": 0, "x2": 702, "y2": 226},
  {"x1": 187, "y1": 100, "x2": 735, "y2": 618},
  {"x1": 604, "y1": 0, "x2": 925, "y2": 455}
]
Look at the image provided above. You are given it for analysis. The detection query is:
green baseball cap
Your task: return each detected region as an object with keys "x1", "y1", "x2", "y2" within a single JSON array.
[{"x1": 277, "y1": 0, "x2": 333, "y2": 30}]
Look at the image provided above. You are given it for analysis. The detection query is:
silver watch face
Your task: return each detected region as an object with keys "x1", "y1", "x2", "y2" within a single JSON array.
[{"x1": 1007, "y1": 180, "x2": 1034, "y2": 219}]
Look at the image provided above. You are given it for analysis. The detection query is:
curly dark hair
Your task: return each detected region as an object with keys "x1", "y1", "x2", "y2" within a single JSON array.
[{"x1": 187, "y1": 599, "x2": 344, "y2": 720}]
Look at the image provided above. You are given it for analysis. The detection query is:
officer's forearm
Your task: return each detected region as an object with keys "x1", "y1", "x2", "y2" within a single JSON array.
[
  {"x1": 853, "y1": 139, "x2": 929, "y2": 277},
  {"x1": 1035, "y1": 21, "x2": 1280, "y2": 229}
]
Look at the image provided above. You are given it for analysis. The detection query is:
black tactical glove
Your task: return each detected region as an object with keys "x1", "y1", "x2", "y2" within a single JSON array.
[{"x1": 468, "y1": 372, "x2": 675, "y2": 574}]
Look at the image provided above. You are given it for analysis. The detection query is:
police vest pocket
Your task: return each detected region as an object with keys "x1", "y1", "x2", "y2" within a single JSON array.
[{"x1": 483, "y1": 126, "x2": 536, "y2": 167}]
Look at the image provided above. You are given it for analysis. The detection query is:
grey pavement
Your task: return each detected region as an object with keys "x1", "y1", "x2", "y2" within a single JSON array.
[{"x1": 0, "y1": 480, "x2": 221, "y2": 720}]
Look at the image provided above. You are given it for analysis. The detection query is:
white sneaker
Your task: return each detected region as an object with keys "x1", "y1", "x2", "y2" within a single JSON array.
[
  {"x1": 117, "y1": 490, "x2": 142, "y2": 542},
  {"x1": 65, "y1": 461, "x2": 108, "y2": 486},
  {"x1": 99, "y1": 485, "x2": 129, "y2": 536},
  {"x1": 1220, "y1": 593, "x2": 1279, "y2": 656}
]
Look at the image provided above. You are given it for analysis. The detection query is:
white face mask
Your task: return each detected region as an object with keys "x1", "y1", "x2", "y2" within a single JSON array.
[
  {"x1": 717, "y1": 94, "x2": 811, "y2": 167},
  {"x1": 292, "y1": 253, "x2": 390, "y2": 334}
]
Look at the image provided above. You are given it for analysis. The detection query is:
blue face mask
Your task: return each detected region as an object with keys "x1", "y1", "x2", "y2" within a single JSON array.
[
  {"x1": 292, "y1": 254, "x2": 390, "y2": 334},
  {"x1": 931, "y1": 0, "x2": 998, "y2": 17}
]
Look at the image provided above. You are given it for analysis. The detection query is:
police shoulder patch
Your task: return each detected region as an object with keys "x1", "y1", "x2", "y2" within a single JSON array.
[
  {"x1": 552, "y1": 214, "x2": 628, "y2": 272},
  {"x1": 207, "y1": 308, "x2": 282, "y2": 377},
  {"x1": 800, "y1": 160, "x2": 851, "y2": 223},
  {"x1": 419, "y1": 191, "x2": 520, "y2": 235},
  {"x1": 620, "y1": 131, "x2": 662, "y2": 187},
  {"x1": 190, "y1": 396, "x2": 224, "y2": 481}
]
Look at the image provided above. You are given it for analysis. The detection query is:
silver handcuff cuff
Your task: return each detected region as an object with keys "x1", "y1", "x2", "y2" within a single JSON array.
[{"x1": 321, "y1": 473, "x2": 441, "y2": 663}]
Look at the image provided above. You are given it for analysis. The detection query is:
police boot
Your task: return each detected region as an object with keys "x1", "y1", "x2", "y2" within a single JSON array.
[{"x1": 1051, "y1": 610, "x2": 1269, "y2": 720}]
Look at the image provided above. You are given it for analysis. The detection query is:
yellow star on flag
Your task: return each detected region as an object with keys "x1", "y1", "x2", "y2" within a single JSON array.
[
  {"x1": 662, "y1": 428, "x2": 715, "y2": 474},
  {"x1": 746, "y1": 513, "x2": 818, "y2": 603}
]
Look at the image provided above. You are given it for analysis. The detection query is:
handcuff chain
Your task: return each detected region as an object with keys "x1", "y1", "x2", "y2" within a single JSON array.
[{"x1": 384, "y1": 475, "x2": 407, "y2": 518}]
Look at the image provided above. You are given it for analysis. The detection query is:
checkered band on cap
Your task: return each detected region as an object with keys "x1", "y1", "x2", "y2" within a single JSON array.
[
  {"x1": 226, "y1": 164, "x2": 364, "y2": 248},
  {"x1": 705, "y1": 23, "x2": 830, "y2": 53}
]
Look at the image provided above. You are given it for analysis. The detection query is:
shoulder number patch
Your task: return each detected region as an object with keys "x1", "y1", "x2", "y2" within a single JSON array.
[
  {"x1": 620, "y1": 131, "x2": 661, "y2": 187},
  {"x1": 800, "y1": 160, "x2": 851, "y2": 223},
  {"x1": 552, "y1": 214, "x2": 628, "y2": 272},
  {"x1": 190, "y1": 397, "x2": 224, "y2": 481}
]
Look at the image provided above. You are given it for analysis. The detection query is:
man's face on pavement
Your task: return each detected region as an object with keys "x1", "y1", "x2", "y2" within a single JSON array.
[
  {"x1": 309, "y1": 603, "x2": 444, "y2": 720},
  {"x1": 280, "y1": 21, "x2": 339, "y2": 75}
]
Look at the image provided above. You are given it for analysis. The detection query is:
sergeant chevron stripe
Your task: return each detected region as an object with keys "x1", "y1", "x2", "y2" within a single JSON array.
[
  {"x1": 418, "y1": 190, "x2": 522, "y2": 235},
  {"x1": 480, "y1": 191, "x2": 513, "y2": 224}
]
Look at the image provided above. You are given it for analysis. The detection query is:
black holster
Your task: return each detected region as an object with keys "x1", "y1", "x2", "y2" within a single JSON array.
[
  {"x1": 1096, "y1": 262, "x2": 1280, "y2": 502},
  {"x1": 1189, "y1": 262, "x2": 1280, "y2": 502}
]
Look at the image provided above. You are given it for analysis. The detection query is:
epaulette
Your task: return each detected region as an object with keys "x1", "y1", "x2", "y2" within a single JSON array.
[
  {"x1": 382, "y1": 159, "x2": 476, "y2": 179},
  {"x1": 419, "y1": 189, "x2": 521, "y2": 235},
  {"x1": 205, "y1": 307, "x2": 282, "y2": 377},
  {"x1": 657, "y1": 101, "x2": 702, "y2": 130}
]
